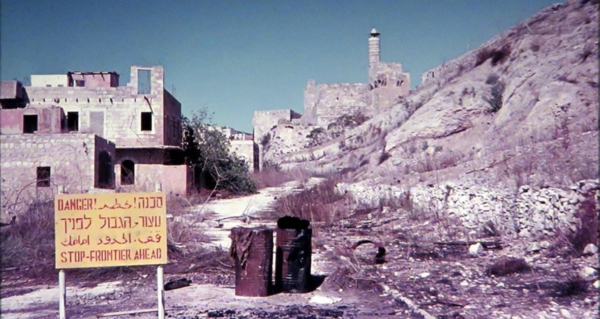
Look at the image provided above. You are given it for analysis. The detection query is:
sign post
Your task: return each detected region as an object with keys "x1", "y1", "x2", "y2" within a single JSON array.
[{"x1": 55, "y1": 191, "x2": 168, "y2": 317}]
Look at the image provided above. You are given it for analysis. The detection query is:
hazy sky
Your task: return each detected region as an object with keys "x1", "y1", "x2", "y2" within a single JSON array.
[{"x1": 1, "y1": 0, "x2": 558, "y2": 133}]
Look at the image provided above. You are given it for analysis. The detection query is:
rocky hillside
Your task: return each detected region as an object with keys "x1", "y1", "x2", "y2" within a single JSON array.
[
  {"x1": 265, "y1": 0, "x2": 598, "y2": 237},
  {"x1": 269, "y1": 0, "x2": 597, "y2": 184}
]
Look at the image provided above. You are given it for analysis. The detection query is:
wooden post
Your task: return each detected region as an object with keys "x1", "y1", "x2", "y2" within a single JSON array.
[
  {"x1": 157, "y1": 265, "x2": 165, "y2": 319},
  {"x1": 58, "y1": 185, "x2": 67, "y2": 319},
  {"x1": 59, "y1": 269, "x2": 66, "y2": 319},
  {"x1": 155, "y1": 182, "x2": 165, "y2": 319}
]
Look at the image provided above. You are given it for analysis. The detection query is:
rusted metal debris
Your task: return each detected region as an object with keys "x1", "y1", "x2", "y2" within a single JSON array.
[
  {"x1": 164, "y1": 278, "x2": 191, "y2": 291},
  {"x1": 229, "y1": 227, "x2": 273, "y2": 296},
  {"x1": 352, "y1": 239, "x2": 386, "y2": 264},
  {"x1": 276, "y1": 216, "x2": 312, "y2": 293}
]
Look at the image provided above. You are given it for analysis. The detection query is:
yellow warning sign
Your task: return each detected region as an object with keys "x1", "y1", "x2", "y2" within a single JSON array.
[{"x1": 54, "y1": 192, "x2": 167, "y2": 269}]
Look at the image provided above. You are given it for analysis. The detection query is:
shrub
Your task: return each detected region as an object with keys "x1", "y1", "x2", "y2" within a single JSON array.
[
  {"x1": 485, "y1": 73, "x2": 500, "y2": 85},
  {"x1": 260, "y1": 133, "x2": 271, "y2": 147},
  {"x1": 486, "y1": 257, "x2": 531, "y2": 276},
  {"x1": 306, "y1": 127, "x2": 326, "y2": 147},
  {"x1": 252, "y1": 161, "x2": 295, "y2": 189},
  {"x1": 553, "y1": 276, "x2": 588, "y2": 297},
  {"x1": 490, "y1": 44, "x2": 511, "y2": 66},
  {"x1": 566, "y1": 195, "x2": 598, "y2": 254},
  {"x1": 475, "y1": 44, "x2": 511, "y2": 66},
  {"x1": 183, "y1": 110, "x2": 257, "y2": 195},
  {"x1": 579, "y1": 44, "x2": 593, "y2": 63},
  {"x1": 475, "y1": 48, "x2": 493, "y2": 66},
  {"x1": 266, "y1": 178, "x2": 349, "y2": 225},
  {"x1": 0, "y1": 201, "x2": 55, "y2": 277},
  {"x1": 484, "y1": 80, "x2": 506, "y2": 113},
  {"x1": 378, "y1": 152, "x2": 391, "y2": 164}
]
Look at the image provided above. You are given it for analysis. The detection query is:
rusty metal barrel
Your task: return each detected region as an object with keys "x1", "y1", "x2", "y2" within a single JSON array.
[
  {"x1": 229, "y1": 227, "x2": 273, "y2": 297},
  {"x1": 275, "y1": 216, "x2": 312, "y2": 293}
]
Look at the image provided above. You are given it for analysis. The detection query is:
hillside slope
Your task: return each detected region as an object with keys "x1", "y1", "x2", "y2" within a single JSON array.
[{"x1": 271, "y1": 0, "x2": 598, "y2": 192}]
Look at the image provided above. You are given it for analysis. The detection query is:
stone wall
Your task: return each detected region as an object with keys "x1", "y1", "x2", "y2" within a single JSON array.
[
  {"x1": 0, "y1": 107, "x2": 64, "y2": 134},
  {"x1": 114, "y1": 162, "x2": 189, "y2": 196},
  {"x1": 336, "y1": 179, "x2": 599, "y2": 239},
  {"x1": 0, "y1": 133, "x2": 116, "y2": 214},
  {"x1": 231, "y1": 140, "x2": 258, "y2": 172},
  {"x1": 303, "y1": 82, "x2": 370, "y2": 127},
  {"x1": 252, "y1": 109, "x2": 301, "y2": 145}
]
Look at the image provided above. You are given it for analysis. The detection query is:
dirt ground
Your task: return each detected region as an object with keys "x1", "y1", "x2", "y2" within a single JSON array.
[{"x1": 1, "y1": 181, "x2": 598, "y2": 318}]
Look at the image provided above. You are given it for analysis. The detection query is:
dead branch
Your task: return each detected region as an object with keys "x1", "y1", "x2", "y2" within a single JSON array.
[{"x1": 466, "y1": 154, "x2": 515, "y2": 174}]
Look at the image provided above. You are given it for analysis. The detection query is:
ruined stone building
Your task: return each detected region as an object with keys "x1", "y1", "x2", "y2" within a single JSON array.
[
  {"x1": 212, "y1": 126, "x2": 258, "y2": 171},
  {"x1": 1, "y1": 66, "x2": 189, "y2": 213},
  {"x1": 252, "y1": 29, "x2": 411, "y2": 167}
]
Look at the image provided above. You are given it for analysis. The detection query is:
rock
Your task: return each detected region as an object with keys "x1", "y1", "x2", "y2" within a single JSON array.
[
  {"x1": 540, "y1": 241, "x2": 551, "y2": 249},
  {"x1": 207, "y1": 220, "x2": 223, "y2": 228},
  {"x1": 527, "y1": 242, "x2": 542, "y2": 253},
  {"x1": 593, "y1": 280, "x2": 600, "y2": 289},
  {"x1": 583, "y1": 243, "x2": 598, "y2": 255},
  {"x1": 580, "y1": 266, "x2": 597, "y2": 279},
  {"x1": 419, "y1": 272, "x2": 431, "y2": 278},
  {"x1": 560, "y1": 308, "x2": 571, "y2": 318},
  {"x1": 309, "y1": 295, "x2": 342, "y2": 304},
  {"x1": 469, "y1": 242, "x2": 484, "y2": 256}
]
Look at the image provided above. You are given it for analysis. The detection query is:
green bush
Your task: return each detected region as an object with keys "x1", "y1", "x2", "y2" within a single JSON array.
[{"x1": 182, "y1": 109, "x2": 256, "y2": 195}]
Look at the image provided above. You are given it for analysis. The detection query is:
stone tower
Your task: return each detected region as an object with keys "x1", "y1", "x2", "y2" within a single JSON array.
[{"x1": 368, "y1": 28, "x2": 381, "y2": 68}]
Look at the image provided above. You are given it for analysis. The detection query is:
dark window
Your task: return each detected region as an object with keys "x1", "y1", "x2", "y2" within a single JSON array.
[
  {"x1": 97, "y1": 151, "x2": 113, "y2": 188},
  {"x1": 137, "y1": 69, "x2": 151, "y2": 94},
  {"x1": 46, "y1": 84, "x2": 51, "y2": 87},
  {"x1": 23, "y1": 115, "x2": 38, "y2": 134},
  {"x1": 75, "y1": 80, "x2": 85, "y2": 87},
  {"x1": 67, "y1": 112, "x2": 79, "y2": 131},
  {"x1": 37, "y1": 167, "x2": 51, "y2": 187},
  {"x1": 121, "y1": 160, "x2": 135, "y2": 185},
  {"x1": 141, "y1": 112, "x2": 152, "y2": 131}
]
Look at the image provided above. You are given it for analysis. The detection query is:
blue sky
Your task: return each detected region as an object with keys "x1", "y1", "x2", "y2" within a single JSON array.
[{"x1": 1, "y1": 0, "x2": 558, "y2": 133}]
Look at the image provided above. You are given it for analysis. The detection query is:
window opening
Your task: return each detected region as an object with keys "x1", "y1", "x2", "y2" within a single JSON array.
[
  {"x1": 137, "y1": 69, "x2": 151, "y2": 94},
  {"x1": 75, "y1": 80, "x2": 85, "y2": 87},
  {"x1": 37, "y1": 167, "x2": 51, "y2": 187},
  {"x1": 98, "y1": 151, "x2": 113, "y2": 188},
  {"x1": 23, "y1": 115, "x2": 38, "y2": 133},
  {"x1": 141, "y1": 112, "x2": 152, "y2": 131},
  {"x1": 67, "y1": 112, "x2": 79, "y2": 131},
  {"x1": 121, "y1": 160, "x2": 135, "y2": 185}
]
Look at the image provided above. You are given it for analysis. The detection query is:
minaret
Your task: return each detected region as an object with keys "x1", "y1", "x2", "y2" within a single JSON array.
[{"x1": 368, "y1": 28, "x2": 381, "y2": 68}]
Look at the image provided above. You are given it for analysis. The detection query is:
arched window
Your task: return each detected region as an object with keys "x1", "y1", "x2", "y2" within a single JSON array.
[{"x1": 121, "y1": 160, "x2": 135, "y2": 185}]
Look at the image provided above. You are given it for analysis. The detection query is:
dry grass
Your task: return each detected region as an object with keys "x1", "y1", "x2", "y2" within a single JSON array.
[
  {"x1": 563, "y1": 195, "x2": 598, "y2": 255},
  {"x1": 0, "y1": 200, "x2": 55, "y2": 277},
  {"x1": 486, "y1": 257, "x2": 531, "y2": 276},
  {"x1": 0, "y1": 194, "x2": 220, "y2": 283},
  {"x1": 252, "y1": 165, "x2": 296, "y2": 189},
  {"x1": 265, "y1": 177, "x2": 350, "y2": 225}
]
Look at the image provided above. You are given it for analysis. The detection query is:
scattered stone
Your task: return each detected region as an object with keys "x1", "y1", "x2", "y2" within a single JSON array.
[
  {"x1": 527, "y1": 242, "x2": 542, "y2": 253},
  {"x1": 560, "y1": 308, "x2": 571, "y2": 318},
  {"x1": 580, "y1": 266, "x2": 597, "y2": 279},
  {"x1": 469, "y1": 242, "x2": 484, "y2": 256},
  {"x1": 583, "y1": 243, "x2": 598, "y2": 255},
  {"x1": 540, "y1": 241, "x2": 551, "y2": 249},
  {"x1": 593, "y1": 280, "x2": 600, "y2": 289},
  {"x1": 419, "y1": 272, "x2": 431, "y2": 278},
  {"x1": 309, "y1": 295, "x2": 342, "y2": 305}
]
